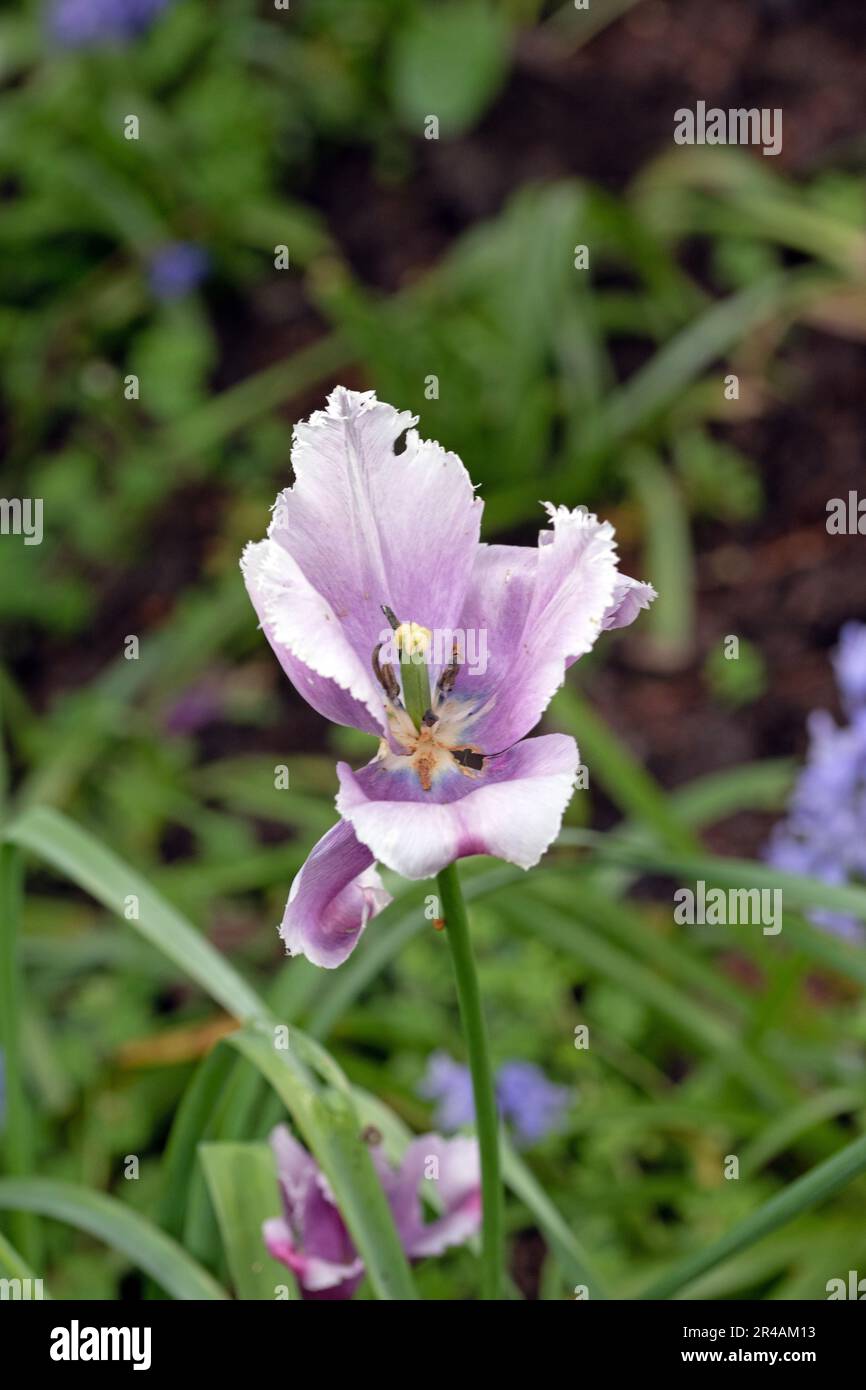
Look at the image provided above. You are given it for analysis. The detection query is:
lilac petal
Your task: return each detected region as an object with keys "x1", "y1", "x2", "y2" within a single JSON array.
[
  {"x1": 389, "y1": 1136, "x2": 481, "y2": 1259},
  {"x1": 602, "y1": 574, "x2": 657, "y2": 630},
  {"x1": 263, "y1": 1214, "x2": 301, "y2": 1271},
  {"x1": 271, "y1": 1124, "x2": 319, "y2": 1211},
  {"x1": 246, "y1": 387, "x2": 483, "y2": 719},
  {"x1": 280, "y1": 821, "x2": 391, "y2": 968},
  {"x1": 457, "y1": 504, "x2": 651, "y2": 750},
  {"x1": 263, "y1": 1216, "x2": 364, "y2": 1298},
  {"x1": 298, "y1": 1178, "x2": 364, "y2": 1293},
  {"x1": 266, "y1": 1126, "x2": 364, "y2": 1297},
  {"x1": 336, "y1": 733, "x2": 580, "y2": 878},
  {"x1": 242, "y1": 536, "x2": 386, "y2": 735}
]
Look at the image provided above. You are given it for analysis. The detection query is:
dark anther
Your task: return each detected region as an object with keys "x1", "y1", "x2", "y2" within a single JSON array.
[
  {"x1": 422, "y1": 708, "x2": 438, "y2": 727},
  {"x1": 452, "y1": 748, "x2": 485, "y2": 771},
  {"x1": 381, "y1": 604, "x2": 400, "y2": 631},
  {"x1": 372, "y1": 642, "x2": 401, "y2": 703},
  {"x1": 436, "y1": 641, "x2": 461, "y2": 699}
]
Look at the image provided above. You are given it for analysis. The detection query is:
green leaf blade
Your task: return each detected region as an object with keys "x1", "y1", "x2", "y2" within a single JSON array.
[
  {"x1": 0, "y1": 1179, "x2": 229, "y2": 1301},
  {"x1": 200, "y1": 1142, "x2": 297, "y2": 1301}
]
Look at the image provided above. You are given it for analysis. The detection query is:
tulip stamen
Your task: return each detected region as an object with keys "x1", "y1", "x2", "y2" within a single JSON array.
[
  {"x1": 436, "y1": 642, "x2": 461, "y2": 705},
  {"x1": 452, "y1": 747, "x2": 486, "y2": 772},
  {"x1": 372, "y1": 642, "x2": 401, "y2": 705}
]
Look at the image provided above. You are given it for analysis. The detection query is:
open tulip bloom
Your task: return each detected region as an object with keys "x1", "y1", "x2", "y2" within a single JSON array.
[
  {"x1": 264, "y1": 1125, "x2": 481, "y2": 1300},
  {"x1": 242, "y1": 387, "x2": 654, "y2": 1297},
  {"x1": 242, "y1": 387, "x2": 654, "y2": 968}
]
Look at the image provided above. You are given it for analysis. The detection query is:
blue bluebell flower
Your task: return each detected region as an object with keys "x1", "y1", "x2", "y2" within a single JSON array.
[
  {"x1": 147, "y1": 242, "x2": 210, "y2": 301},
  {"x1": 418, "y1": 1051, "x2": 475, "y2": 1133},
  {"x1": 765, "y1": 623, "x2": 866, "y2": 940},
  {"x1": 496, "y1": 1060, "x2": 570, "y2": 1146},
  {"x1": 419, "y1": 1052, "x2": 570, "y2": 1146},
  {"x1": 49, "y1": 0, "x2": 172, "y2": 49},
  {"x1": 832, "y1": 622, "x2": 866, "y2": 720}
]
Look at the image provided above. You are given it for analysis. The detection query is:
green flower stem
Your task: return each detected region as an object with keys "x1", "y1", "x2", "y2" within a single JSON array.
[{"x1": 436, "y1": 860, "x2": 503, "y2": 1300}]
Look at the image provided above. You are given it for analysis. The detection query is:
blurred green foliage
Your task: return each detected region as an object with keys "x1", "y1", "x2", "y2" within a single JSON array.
[{"x1": 704, "y1": 638, "x2": 768, "y2": 710}]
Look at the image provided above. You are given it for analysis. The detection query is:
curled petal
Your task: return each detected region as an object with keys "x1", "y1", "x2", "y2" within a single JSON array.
[
  {"x1": 337, "y1": 733, "x2": 580, "y2": 879},
  {"x1": 602, "y1": 574, "x2": 657, "y2": 631},
  {"x1": 388, "y1": 1136, "x2": 482, "y2": 1259},
  {"x1": 263, "y1": 1217, "x2": 364, "y2": 1298},
  {"x1": 457, "y1": 504, "x2": 652, "y2": 750},
  {"x1": 280, "y1": 821, "x2": 391, "y2": 968}
]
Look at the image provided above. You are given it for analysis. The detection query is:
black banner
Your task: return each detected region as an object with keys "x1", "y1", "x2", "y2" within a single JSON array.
[{"x1": 2, "y1": 1298, "x2": 862, "y2": 1375}]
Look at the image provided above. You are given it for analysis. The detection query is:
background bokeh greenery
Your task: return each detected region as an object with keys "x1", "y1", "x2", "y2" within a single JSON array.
[{"x1": 2, "y1": 0, "x2": 866, "y2": 1300}]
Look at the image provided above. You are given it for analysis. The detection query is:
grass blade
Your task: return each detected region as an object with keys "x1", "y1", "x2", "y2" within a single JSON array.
[
  {"x1": 0, "y1": 844, "x2": 38, "y2": 1264},
  {"x1": 740, "y1": 1090, "x2": 866, "y2": 1179},
  {"x1": 0, "y1": 1178, "x2": 229, "y2": 1300},
  {"x1": 0, "y1": 1228, "x2": 48, "y2": 1296},
  {"x1": 625, "y1": 448, "x2": 695, "y2": 668},
  {"x1": 199, "y1": 1142, "x2": 297, "y2": 1300},
  {"x1": 641, "y1": 1130, "x2": 866, "y2": 1299},
  {"x1": 566, "y1": 832, "x2": 866, "y2": 990},
  {"x1": 157, "y1": 1046, "x2": 237, "y2": 1242},
  {"x1": 4, "y1": 807, "x2": 266, "y2": 1022}
]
